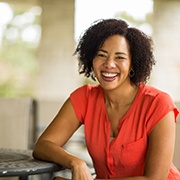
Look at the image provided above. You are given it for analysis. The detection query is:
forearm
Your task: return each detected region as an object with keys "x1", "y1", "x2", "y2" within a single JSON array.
[{"x1": 32, "y1": 139, "x2": 85, "y2": 170}]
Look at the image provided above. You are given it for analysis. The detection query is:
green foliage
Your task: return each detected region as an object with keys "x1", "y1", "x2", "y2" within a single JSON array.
[{"x1": 0, "y1": 3, "x2": 41, "y2": 97}]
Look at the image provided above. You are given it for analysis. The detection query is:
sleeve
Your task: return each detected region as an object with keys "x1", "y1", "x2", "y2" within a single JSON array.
[
  {"x1": 70, "y1": 85, "x2": 89, "y2": 124},
  {"x1": 146, "y1": 92, "x2": 179, "y2": 135}
]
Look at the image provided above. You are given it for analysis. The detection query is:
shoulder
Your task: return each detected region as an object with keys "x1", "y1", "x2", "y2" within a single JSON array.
[
  {"x1": 140, "y1": 83, "x2": 173, "y2": 103},
  {"x1": 70, "y1": 84, "x2": 101, "y2": 98},
  {"x1": 69, "y1": 84, "x2": 102, "y2": 123},
  {"x1": 138, "y1": 84, "x2": 179, "y2": 133},
  {"x1": 139, "y1": 83, "x2": 179, "y2": 122},
  {"x1": 138, "y1": 83, "x2": 178, "y2": 119}
]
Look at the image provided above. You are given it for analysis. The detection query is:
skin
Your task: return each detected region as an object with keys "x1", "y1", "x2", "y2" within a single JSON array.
[
  {"x1": 92, "y1": 35, "x2": 138, "y2": 137},
  {"x1": 33, "y1": 35, "x2": 176, "y2": 180}
]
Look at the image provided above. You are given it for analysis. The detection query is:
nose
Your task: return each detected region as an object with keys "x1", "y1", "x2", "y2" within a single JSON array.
[{"x1": 104, "y1": 58, "x2": 116, "y2": 68}]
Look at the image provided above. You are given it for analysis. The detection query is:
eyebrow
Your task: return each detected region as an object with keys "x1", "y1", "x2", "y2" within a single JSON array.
[{"x1": 98, "y1": 49, "x2": 128, "y2": 56}]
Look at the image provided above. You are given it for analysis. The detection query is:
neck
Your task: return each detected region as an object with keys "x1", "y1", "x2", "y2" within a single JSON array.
[{"x1": 104, "y1": 83, "x2": 138, "y2": 108}]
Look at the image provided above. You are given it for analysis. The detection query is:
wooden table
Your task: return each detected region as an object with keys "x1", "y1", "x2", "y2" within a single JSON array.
[{"x1": 0, "y1": 148, "x2": 63, "y2": 180}]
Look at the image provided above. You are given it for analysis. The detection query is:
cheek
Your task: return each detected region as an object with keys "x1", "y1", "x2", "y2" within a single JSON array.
[
  {"x1": 120, "y1": 61, "x2": 131, "y2": 70},
  {"x1": 92, "y1": 58, "x2": 101, "y2": 69}
]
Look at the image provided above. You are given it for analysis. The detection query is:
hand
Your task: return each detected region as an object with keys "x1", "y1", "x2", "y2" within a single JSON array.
[{"x1": 71, "y1": 160, "x2": 94, "y2": 180}]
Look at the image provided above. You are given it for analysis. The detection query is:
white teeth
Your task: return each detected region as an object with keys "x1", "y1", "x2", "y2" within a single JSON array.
[{"x1": 102, "y1": 72, "x2": 117, "y2": 77}]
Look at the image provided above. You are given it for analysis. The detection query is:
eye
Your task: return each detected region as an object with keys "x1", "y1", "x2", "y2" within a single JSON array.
[
  {"x1": 97, "y1": 53, "x2": 107, "y2": 58},
  {"x1": 116, "y1": 56, "x2": 125, "y2": 60}
]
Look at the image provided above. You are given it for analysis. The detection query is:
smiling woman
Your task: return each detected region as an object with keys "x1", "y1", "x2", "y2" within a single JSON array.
[
  {"x1": 92, "y1": 35, "x2": 131, "y2": 91},
  {"x1": 33, "y1": 18, "x2": 180, "y2": 180},
  {"x1": 75, "y1": 19, "x2": 154, "y2": 85}
]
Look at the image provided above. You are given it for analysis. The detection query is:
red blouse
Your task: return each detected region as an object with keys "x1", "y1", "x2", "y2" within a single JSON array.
[{"x1": 70, "y1": 83, "x2": 180, "y2": 179}]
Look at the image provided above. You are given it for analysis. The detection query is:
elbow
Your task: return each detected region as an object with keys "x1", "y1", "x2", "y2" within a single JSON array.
[
  {"x1": 32, "y1": 144, "x2": 39, "y2": 159},
  {"x1": 32, "y1": 149, "x2": 37, "y2": 159},
  {"x1": 32, "y1": 143, "x2": 40, "y2": 160},
  {"x1": 32, "y1": 139, "x2": 56, "y2": 161},
  {"x1": 32, "y1": 140, "x2": 44, "y2": 160}
]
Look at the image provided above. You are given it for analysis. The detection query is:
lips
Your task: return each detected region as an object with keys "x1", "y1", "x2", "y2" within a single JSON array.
[{"x1": 101, "y1": 72, "x2": 119, "y2": 81}]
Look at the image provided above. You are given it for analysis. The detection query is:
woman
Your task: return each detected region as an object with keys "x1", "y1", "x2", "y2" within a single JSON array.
[{"x1": 33, "y1": 19, "x2": 180, "y2": 180}]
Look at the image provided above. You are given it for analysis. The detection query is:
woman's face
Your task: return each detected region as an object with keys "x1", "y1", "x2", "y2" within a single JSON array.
[{"x1": 93, "y1": 35, "x2": 132, "y2": 91}]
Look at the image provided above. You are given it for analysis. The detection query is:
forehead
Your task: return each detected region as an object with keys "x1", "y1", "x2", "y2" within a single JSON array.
[{"x1": 100, "y1": 35, "x2": 130, "y2": 53}]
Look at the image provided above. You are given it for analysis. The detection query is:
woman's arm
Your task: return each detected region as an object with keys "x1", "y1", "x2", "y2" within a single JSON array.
[
  {"x1": 33, "y1": 98, "x2": 94, "y2": 180},
  {"x1": 36, "y1": 101, "x2": 175, "y2": 180},
  {"x1": 143, "y1": 111, "x2": 175, "y2": 180},
  {"x1": 94, "y1": 111, "x2": 175, "y2": 180}
]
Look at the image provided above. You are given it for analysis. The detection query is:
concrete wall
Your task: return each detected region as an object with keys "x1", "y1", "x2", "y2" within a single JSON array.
[
  {"x1": 34, "y1": 0, "x2": 82, "y2": 101},
  {"x1": 151, "y1": 0, "x2": 180, "y2": 101}
]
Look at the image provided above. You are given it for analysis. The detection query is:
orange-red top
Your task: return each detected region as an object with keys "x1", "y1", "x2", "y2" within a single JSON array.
[{"x1": 70, "y1": 83, "x2": 180, "y2": 179}]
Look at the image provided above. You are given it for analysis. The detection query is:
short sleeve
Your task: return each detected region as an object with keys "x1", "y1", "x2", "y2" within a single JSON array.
[
  {"x1": 70, "y1": 85, "x2": 89, "y2": 124},
  {"x1": 146, "y1": 92, "x2": 179, "y2": 134}
]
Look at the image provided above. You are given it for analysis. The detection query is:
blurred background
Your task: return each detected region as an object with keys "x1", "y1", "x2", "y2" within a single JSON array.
[
  {"x1": 0, "y1": 0, "x2": 179, "y2": 101},
  {"x1": 0, "y1": 0, "x2": 180, "y2": 179}
]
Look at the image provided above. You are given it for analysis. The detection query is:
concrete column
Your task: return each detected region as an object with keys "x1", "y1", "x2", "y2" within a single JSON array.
[
  {"x1": 151, "y1": 0, "x2": 180, "y2": 101},
  {"x1": 34, "y1": 0, "x2": 82, "y2": 100}
]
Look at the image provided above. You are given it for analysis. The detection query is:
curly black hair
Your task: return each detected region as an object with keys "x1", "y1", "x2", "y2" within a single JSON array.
[{"x1": 74, "y1": 18, "x2": 156, "y2": 85}]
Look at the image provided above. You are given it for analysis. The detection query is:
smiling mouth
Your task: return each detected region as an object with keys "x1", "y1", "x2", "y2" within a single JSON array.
[{"x1": 101, "y1": 72, "x2": 119, "y2": 81}]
